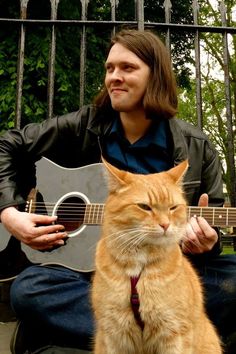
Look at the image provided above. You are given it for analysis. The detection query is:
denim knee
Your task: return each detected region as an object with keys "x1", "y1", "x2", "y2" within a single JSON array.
[
  {"x1": 10, "y1": 264, "x2": 94, "y2": 339},
  {"x1": 10, "y1": 266, "x2": 39, "y2": 317}
]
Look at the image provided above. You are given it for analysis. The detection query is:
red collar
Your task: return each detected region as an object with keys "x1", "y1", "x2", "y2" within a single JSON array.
[{"x1": 130, "y1": 276, "x2": 144, "y2": 330}]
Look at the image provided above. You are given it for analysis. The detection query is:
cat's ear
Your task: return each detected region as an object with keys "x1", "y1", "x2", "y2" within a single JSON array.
[
  {"x1": 166, "y1": 160, "x2": 189, "y2": 184},
  {"x1": 102, "y1": 157, "x2": 130, "y2": 193}
]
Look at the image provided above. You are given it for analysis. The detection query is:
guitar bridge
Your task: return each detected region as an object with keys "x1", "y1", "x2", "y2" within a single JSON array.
[{"x1": 25, "y1": 188, "x2": 38, "y2": 213}]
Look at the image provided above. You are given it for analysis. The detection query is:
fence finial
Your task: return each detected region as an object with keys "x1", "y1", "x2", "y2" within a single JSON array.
[
  {"x1": 50, "y1": 0, "x2": 60, "y2": 20},
  {"x1": 192, "y1": 0, "x2": 199, "y2": 24},
  {"x1": 135, "y1": 0, "x2": 144, "y2": 30},
  {"x1": 110, "y1": 0, "x2": 119, "y2": 9},
  {"x1": 219, "y1": 1, "x2": 227, "y2": 25},
  {"x1": 20, "y1": 0, "x2": 30, "y2": 19},
  {"x1": 164, "y1": 0, "x2": 172, "y2": 23},
  {"x1": 110, "y1": 0, "x2": 119, "y2": 21},
  {"x1": 80, "y1": 0, "x2": 90, "y2": 19}
]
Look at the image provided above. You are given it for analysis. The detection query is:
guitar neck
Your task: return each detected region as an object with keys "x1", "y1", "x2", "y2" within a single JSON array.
[
  {"x1": 84, "y1": 204, "x2": 236, "y2": 227},
  {"x1": 187, "y1": 206, "x2": 235, "y2": 227}
]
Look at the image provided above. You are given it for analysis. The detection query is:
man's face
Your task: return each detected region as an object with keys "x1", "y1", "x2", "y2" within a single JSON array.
[{"x1": 105, "y1": 43, "x2": 150, "y2": 114}]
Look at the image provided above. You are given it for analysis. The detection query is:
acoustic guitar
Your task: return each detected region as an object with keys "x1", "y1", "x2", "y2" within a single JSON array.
[{"x1": 0, "y1": 157, "x2": 235, "y2": 278}]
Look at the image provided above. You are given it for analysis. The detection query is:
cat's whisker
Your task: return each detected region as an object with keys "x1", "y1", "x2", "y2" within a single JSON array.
[
  {"x1": 103, "y1": 227, "x2": 142, "y2": 241},
  {"x1": 111, "y1": 228, "x2": 146, "y2": 244},
  {"x1": 106, "y1": 227, "x2": 143, "y2": 244},
  {"x1": 107, "y1": 231, "x2": 139, "y2": 251},
  {"x1": 120, "y1": 231, "x2": 147, "y2": 250},
  {"x1": 112, "y1": 232, "x2": 149, "y2": 261}
]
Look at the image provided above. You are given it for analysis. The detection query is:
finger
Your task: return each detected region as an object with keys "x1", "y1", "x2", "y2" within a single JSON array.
[
  {"x1": 30, "y1": 232, "x2": 67, "y2": 250},
  {"x1": 198, "y1": 193, "x2": 208, "y2": 207},
  {"x1": 196, "y1": 216, "x2": 218, "y2": 240},
  {"x1": 188, "y1": 217, "x2": 203, "y2": 238},
  {"x1": 36, "y1": 223, "x2": 66, "y2": 235},
  {"x1": 26, "y1": 224, "x2": 66, "y2": 242},
  {"x1": 181, "y1": 238, "x2": 203, "y2": 254},
  {"x1": 184, "y1": 223, "x2": 202, "y2": 246},
  {"x1": 30, "y1": 213, "x2": 58, "y2": 224}
]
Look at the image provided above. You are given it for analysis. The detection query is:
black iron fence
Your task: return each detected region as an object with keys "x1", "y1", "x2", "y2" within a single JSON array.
[{"x1": 0, "y1": 0, "x2": 236, "y2": 203}]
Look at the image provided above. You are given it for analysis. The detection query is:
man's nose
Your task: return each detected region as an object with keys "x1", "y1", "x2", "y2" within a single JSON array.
[{"x1": 109, "y1": 68, "x2": 123, "y2": 81}]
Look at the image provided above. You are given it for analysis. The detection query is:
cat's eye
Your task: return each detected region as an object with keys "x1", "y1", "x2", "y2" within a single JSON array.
[
  {"x1": 137, "y1": 203, "x2": 152, "y2": 211},
  {"x1": 170, "y1": 205, "x2": 178, "y2": 211}
]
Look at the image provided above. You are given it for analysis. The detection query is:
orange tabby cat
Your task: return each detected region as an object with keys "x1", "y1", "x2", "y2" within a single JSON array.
[{"x1": 91, "y1": 159, "x2": 222, "y2": 354}]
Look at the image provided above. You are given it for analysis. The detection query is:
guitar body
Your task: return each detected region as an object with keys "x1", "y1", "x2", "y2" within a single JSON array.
[{"x1": 0, "y1": 158, "x2": 108, "y2": 275}]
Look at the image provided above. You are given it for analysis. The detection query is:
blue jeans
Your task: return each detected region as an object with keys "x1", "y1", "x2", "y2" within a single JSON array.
[
  {"x1": 192, "y1": 254, "x2": 236, "y2": 349},
  {"x1": 10, "y1": 266, "x2": 94, "y2": 350},
  {"x1": 10, "y1": 254, "x2": 236, "y2": 351}
]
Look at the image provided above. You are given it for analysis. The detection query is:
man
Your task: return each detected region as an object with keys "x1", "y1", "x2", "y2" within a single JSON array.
[{"x1": 0, "y1": 29, "x2": 235, "y2": 353}]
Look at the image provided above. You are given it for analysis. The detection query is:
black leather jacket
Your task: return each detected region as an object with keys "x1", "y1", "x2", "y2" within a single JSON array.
[{"x1": 0, "y1": 105, "x2": 224, "y2": 211}]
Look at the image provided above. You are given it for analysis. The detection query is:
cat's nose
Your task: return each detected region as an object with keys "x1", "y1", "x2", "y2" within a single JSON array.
[{"x1": 160, "y1": 223, "x2": 169, "y2": 231}]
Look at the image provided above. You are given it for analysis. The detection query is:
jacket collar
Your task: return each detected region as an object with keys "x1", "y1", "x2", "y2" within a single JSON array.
[
  {"x1": 168, "y1": 118, "x2": 188, "y2": 165},
  {"x1": 86, "y1": 105, "x2": 115, "y2": 136},
  {"x1": 87, "y1": 106, "x2": 188, "y2": 164}
]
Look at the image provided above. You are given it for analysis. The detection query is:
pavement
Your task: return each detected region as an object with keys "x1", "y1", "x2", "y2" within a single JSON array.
[
  {"x1": 0, "y1": 321, "x2": 15, "y2": 354},
  {"x1": 0, "y1": 321, "x2": 92, "y2": 354},
  {"x1": 0, "y1": 278, "x2": 16, "y2": 354}
]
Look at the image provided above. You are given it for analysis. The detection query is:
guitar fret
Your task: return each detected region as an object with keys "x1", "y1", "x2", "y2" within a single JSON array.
[
  {"x1": 98, "y1": 205, "x2": 105, "y2": 224},
  {"x1": 84, "y1": 205, "x2": 88, "y2": 224},
  {"x1": 84, "y1": 204, "x2": 104, "y2": 224},
  {"x1": 187, "y1": 206, "x2": 236, "y2": 227},
  {"x1": 215, "y1": 208, "x2": 226, "y2": 226},
  {"x1": 94, "y1": 204, "x2": 97, "y2": 224},
  {"x1": 95, "y1": 204, "x2": 100, "y2": 225},
  {"x1": 92, "y1": 204, "x2": 95, "y2": 224}
]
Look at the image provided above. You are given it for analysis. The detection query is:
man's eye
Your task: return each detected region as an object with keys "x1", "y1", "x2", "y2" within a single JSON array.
[
  {"x1": 137, "y1": 203, "x2": 152, "y2": 211},
  {"x1": 123, "y1": 64, "x2": 133, "y2": 71},
  {"x1": 105, "y1": 65, "x2": 113, "y2": 73}
]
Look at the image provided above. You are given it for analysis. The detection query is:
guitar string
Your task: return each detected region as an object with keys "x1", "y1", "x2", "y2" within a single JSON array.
[
  {"x1": 28, "y1": 202, "x2": 236, "y2": 211},
  {"x1": 25, "y1": 203, "x2": 236, "y2": 226},
  {"x1": 27, "y1": 202, "x2": 236, "y2": 215},
  {"x1": 26, "y1": 202, "x2": 236, "y2": 215}
]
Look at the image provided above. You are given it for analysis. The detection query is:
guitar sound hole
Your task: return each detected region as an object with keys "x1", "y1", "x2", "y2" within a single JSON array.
[{"x1": 56, "y1": 196, "x2": 86, "y2": 233}]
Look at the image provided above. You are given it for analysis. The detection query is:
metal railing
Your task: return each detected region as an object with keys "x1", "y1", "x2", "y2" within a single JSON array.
[{"x1": 0, "y1": 0, "x2": 235, "y2": 124}]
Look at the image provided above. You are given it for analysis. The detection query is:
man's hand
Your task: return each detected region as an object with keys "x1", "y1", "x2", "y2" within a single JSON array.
[
  {"x1": 181, "y1": 194, "x2": 218, "y2": 254},
  {"x1": 0, "y1": 206, "x2": 67, "y2": 250}
]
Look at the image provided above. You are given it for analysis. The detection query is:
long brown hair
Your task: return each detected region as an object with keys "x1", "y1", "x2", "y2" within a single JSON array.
[{"x1": 94, "y1": 29, "x2": 178, "y2": 119}]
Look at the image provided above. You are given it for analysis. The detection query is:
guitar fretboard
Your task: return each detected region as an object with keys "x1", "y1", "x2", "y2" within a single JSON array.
[
  {"x1": 84, "y1": 204, "x2": 105, "y2": 225},
  {"x1": 84, "y1": 204, "x2": 236, "y2": 227},
  {"x1": 187, "y1": 206, "x2": 236, "y2": 227}
]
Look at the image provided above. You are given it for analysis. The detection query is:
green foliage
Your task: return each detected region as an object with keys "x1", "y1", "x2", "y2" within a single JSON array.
[
  {"x1": 0, "y1": 0, "x2": 194, "y2": 133},
  {"x1": 178, "y1": 0, "x2": 236, "y2": 206},
  {"x1": 0, "y1": 29, "x2": 17, "y2": 131}
]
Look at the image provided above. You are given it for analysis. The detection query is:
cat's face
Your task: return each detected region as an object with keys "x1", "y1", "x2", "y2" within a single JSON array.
[{"x1": 102, "y1": 159, "x2": 188, "y2": 253}]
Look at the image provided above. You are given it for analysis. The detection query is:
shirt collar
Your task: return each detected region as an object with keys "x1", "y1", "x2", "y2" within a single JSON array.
[{"x1": 109, "y1": 117, "x2": 168, "y2": 149}]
